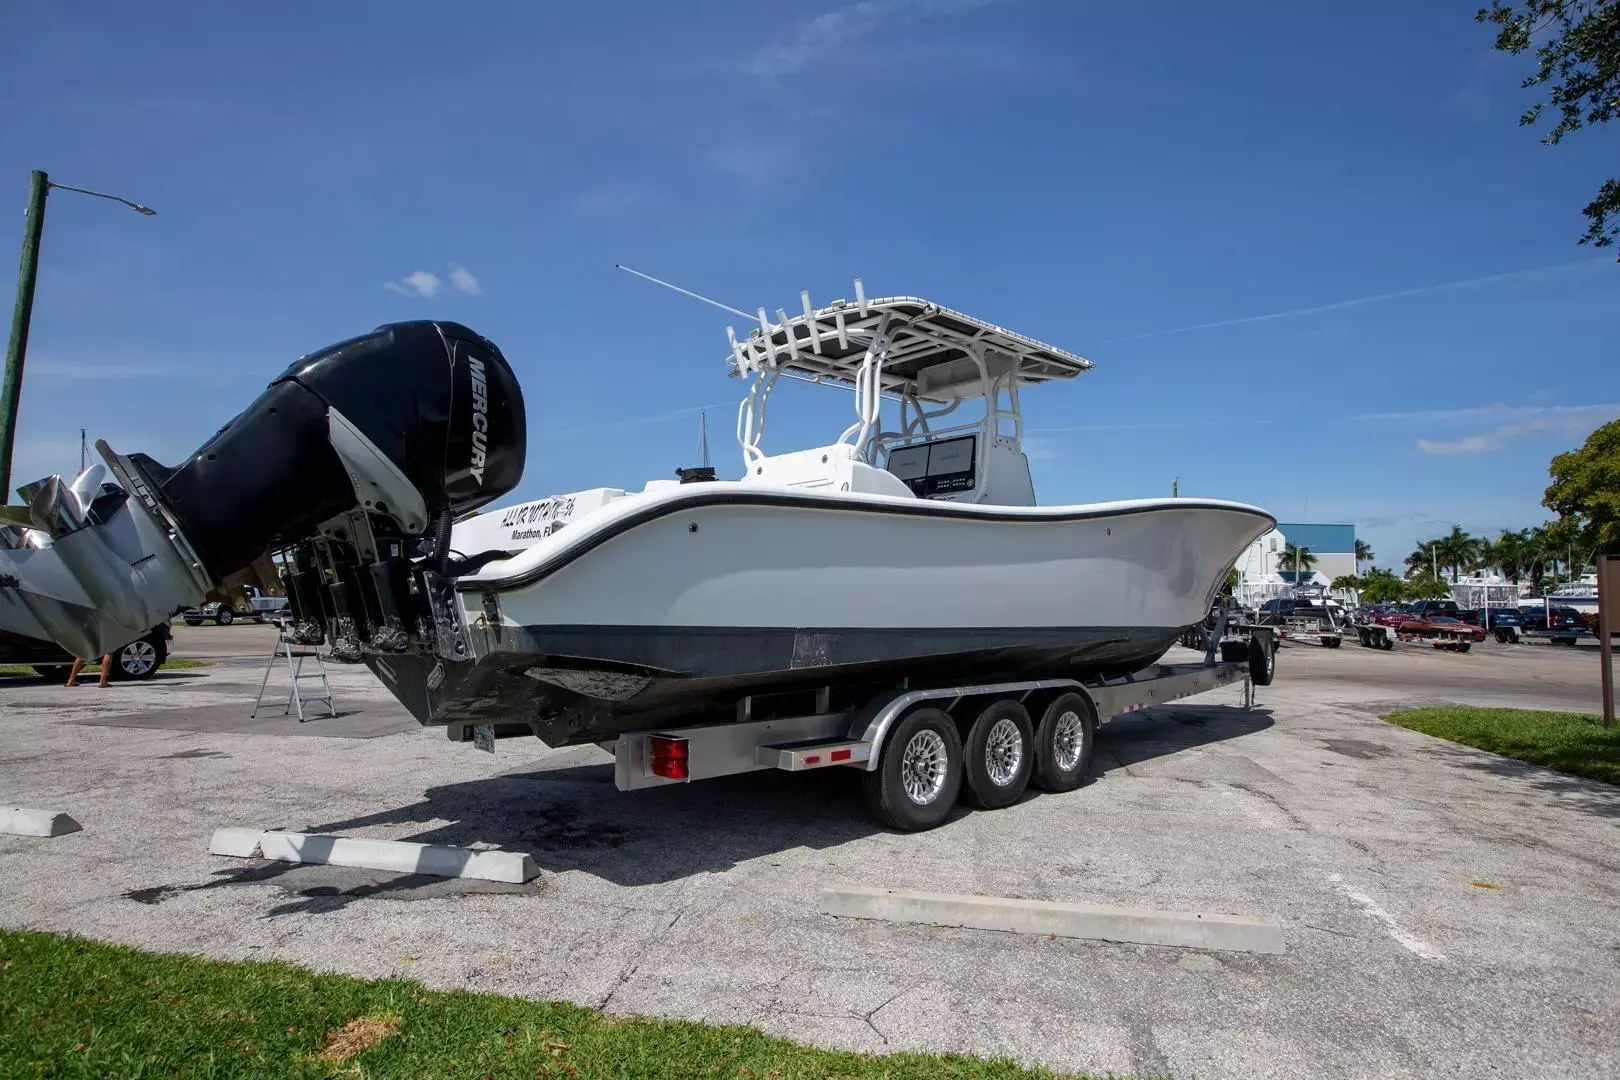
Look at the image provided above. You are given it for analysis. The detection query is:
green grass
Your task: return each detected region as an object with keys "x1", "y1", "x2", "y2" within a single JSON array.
[
  {"x1": 0, "y1": 930, "x2": 1086, "y2": 1079},
  {"x1": 0, "y1": 658, "x2": 212, "y2": 678},
  {"x1": 1384, "y1": 707, "x2": 1620, "y2": 785}
]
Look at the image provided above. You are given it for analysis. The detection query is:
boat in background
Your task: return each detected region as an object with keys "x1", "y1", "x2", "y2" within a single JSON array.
[{"x1": 0, "y1": 283, "x2": 1274, "y2": 749}]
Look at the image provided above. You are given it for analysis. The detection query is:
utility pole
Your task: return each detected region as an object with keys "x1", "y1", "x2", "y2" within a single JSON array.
[
  {"x1": 0, "y1": 171, "x2": 154, "y2": 501},
  {"x1": 0, "y1": 170, "x2": 48, "y2": 501}
]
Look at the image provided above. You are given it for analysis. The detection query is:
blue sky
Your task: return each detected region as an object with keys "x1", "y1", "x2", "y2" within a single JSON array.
[{"x1": 1, "y1": 0, "x2": 1615, "y2": 569}]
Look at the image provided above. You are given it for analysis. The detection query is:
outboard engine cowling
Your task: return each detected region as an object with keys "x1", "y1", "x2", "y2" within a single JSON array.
[
  {"x1": 134, "y1": 320, "x2": 524, "y2": 581},
  {"x1": 0, "y1": 320, "x2": 525, "y2": 661}
]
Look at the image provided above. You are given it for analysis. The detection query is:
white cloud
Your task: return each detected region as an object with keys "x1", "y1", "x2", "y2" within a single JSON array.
[
  {"x1": 744, "y1": 0, "x2": 998, "y2": 75},
  {"x1": 1414, "y1": 405, "x2": 1620, "y2": 454},
  {"x1": 570, "y1": 182, "x2": 661, "y2": 218},
  {"x1": 385, "y1": 271, "x2": 441, "y2": 298},
  {"x1": 385, "y1": 266, "x2": 480, "y2": 297},
  {"x1": 1112, "y1": 257, "x2": 1612, "y2": 342},
  {"x1": 1020, "y1": 437, "x2": 1061, "y2": 461},
  {"x1": 1417, "y1": 434, "x2": 1502, "y2": 454},
  {"x1": 1356, "y1": 403, "x2": 1620, "y2": 424}
]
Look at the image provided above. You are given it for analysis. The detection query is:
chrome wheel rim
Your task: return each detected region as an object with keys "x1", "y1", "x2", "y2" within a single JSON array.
[
  {"x1": 984, "y1": 717, "x2": 1024, "y2": 786},
  {"x1": 1052, "y1": 710, "x2": 1084, "y2": 771},
  {"x1": 900, "y1": 729, "x2": 949, "y2": 805},
  {"x1": 120, "y1": 640, "x2": 158, "y2": 676}
]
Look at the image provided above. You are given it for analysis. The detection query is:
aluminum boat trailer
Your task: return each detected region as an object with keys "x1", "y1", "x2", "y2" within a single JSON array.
[
  {"x1": 452, "y1": 621, "x2": 1276, "y2": 832},
  {"x1": 1355, "y1": 620, "x2": 1479, "y2": 652}
]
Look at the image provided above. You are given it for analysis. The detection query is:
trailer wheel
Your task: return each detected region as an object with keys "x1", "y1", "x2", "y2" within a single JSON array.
[
  {"x1": 1456, "y1": 642, "x2": 1472, "y2": 653},
  {"x1": 1031, "y1": 692, "x2": 1096, "y2": 794},
  {"x1": 862, "y1": 708, "x2": 962, "y2": 832},
  {"x1": 215, "y1": 609, "x2": 234, "y2": 626},
  {"x1": 1248, "y1": 633, "x2": 1275, "y2": 686},
  {"x1": 961, "y1": 700, "x2": 1034, "y2": 810}
]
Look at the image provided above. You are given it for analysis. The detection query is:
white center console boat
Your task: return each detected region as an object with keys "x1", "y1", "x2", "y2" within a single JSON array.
[{"x1": 0, "y1": 283, "x2": 1277, "y2": 829}]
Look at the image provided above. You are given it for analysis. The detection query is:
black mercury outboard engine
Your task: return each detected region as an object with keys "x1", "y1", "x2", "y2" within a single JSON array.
[
  {"x1": 136, "y1": 320, "x2": 523, "y2": 580},
  {"x1": 0, "y1": 320, "x2": 524, "y2": 664}
]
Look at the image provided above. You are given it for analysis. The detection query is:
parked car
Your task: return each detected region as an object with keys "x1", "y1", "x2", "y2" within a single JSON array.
[
  {"x1": 1367, "y1": 606, "x2": 1420, "y2": 629},
  {"x1": 1422, "y1": 616, "x2": 1487, "y2": 642},
  {"x1": 1478, "y1": 607, "x2": 1524, "y2": 632},
  {"x1": 0, "y1": 624, "x2": 171, "y2": 681},
  {"x1": 1519, "y1": 604, "x2": 1588, "y2": 643},
  {"x1": 181, "y1": 585, "x2": 290, "y2": 626}
]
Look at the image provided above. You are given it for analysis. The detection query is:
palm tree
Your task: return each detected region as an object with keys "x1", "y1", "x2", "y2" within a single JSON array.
[
  {"x1": 1524, "y1": 523, "x2": 1559, "y2": 591},
  {"x1": 1280, "y1": 542, "x2": 1317, "y2": 578},
  {"x1": 1487, "y1": 528, "x2": 1531, "y2": 584},
  {"x1": 1431, "y1": 526, "x2": 1481, "y2": 582},
  {"x1": 1354, "y1": 538, "x2": 1373, "y2": 572},
  {"x1": 1406, "y1": 539, "x2": 1440, "y2": 580}
]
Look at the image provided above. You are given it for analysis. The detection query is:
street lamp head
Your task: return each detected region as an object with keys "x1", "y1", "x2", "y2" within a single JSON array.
[{"x1": 44, "y1": 181, "x2": 156, "y2": 218}]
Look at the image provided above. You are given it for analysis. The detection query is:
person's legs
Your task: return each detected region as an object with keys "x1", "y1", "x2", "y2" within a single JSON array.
[
  {"x1": 66, "y1": 656, "x2": 84, "y2": 686},
  {"x1": 98, "y1": 653, "x2": 113, "y2": 688}
]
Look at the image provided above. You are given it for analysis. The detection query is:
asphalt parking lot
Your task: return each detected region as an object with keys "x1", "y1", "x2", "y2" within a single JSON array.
[{"x1": 2, "y1": 624, "x2": 1617, "y2": 1079}]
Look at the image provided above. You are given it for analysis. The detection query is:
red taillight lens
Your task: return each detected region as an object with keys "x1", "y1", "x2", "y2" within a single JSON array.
[{"x1": 649, "y1": 735, "x2": 689, "y2": 780}]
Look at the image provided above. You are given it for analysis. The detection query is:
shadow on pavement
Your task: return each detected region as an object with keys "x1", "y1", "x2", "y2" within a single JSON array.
[
  {"x1": 1096, "y1": 704, "x2": 1275, "y2": 775},
  {"x1": 302, "y1": 764, "x2": 883, "y2": 888},
  {"x1": 119, "y1": 701, "x2": 1277, "y2": 914},
  {"x1": 1413, "y1": 738, "x2": 1620, "y2": 821},
  {"x1": 278, "y1": 702, "x2": 1278, "y2": 893},
  {"x1": 125, "y1": 860, "x2": 534, "y2": 918}
]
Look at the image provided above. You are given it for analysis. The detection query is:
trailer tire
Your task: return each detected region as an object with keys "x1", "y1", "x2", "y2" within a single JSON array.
[
  {"x1": 1031, "y1": 692, "x2": 1096, "y2": 794},
  {"x1": 215, "y1": 609, "x2": 234, "y2": 626},
  {"x1": 1248, "y1": 633, "x2": 1275, "y2": 686},
  {"x1": 1456, "y1": 642, "x2": 1472, "y2": 653},
  {"x1": 863, "y1": 707, "x2": 962, "y2": 832},
  {"x1": 960, "y1": 700, "x2": 1034, "y2": 810}
]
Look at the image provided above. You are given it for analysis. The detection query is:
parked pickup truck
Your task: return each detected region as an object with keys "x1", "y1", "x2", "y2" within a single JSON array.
[
  {"x1": 1406, "y1": 599, "x2": 1482, "y2": 625},
  {"x1": 1513, "y1": 604, "x2": 1590, "y2": 645},
  {"x1": 181, "y1": 585, "x2": 290, "y2": 626}
]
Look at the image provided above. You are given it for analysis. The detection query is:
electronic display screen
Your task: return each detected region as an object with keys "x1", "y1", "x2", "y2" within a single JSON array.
[{"x1": 889, "y1": 435, "x2": 976, "y2": 497}]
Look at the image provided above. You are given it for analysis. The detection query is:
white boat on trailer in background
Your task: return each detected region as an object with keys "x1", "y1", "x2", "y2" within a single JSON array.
[{"x1": 0, "y1": 281, "x2": 1277, "y2": 831}]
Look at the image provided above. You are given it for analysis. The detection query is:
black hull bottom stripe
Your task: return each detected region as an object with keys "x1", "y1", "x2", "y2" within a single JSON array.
[
  {"x1": 503, "y1": 624, "x2": 1186, "y2": 680},
  {"x1": 366, "y1": 625, "x2": 1193, "y2": 747}
]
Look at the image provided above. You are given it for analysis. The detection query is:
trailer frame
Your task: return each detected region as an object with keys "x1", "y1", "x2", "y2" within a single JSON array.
[{"x1": 578, "y1": 612, "x2": 1277, "y2": 830}]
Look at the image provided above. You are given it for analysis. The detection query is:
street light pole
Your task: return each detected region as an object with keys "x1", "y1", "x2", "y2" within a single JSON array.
[
  {"x1": 0, "y1": 170, "x2": 49, "y2": 502},
  {"x1": 0, "y1": 170, "x2": 155, "y2": 501}
]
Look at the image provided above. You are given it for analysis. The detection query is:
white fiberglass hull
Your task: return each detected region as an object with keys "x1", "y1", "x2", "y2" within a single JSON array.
[{"x1": 377, "y1": 484, "x2": 1275, "y2": 745}]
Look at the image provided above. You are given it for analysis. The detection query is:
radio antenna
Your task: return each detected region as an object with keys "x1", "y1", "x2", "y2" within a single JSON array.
[{"x1": 615, "y1": 264, "x2": 753, "y2": 319}]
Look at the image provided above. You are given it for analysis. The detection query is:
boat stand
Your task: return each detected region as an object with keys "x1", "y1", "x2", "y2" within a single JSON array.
[{"x1": 251, "y1": 632, "x2": 337, "y2": 722}]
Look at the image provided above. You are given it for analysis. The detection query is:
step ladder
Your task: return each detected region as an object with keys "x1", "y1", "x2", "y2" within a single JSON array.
[{"x1": 251, "y1": 632, "x2": 337, "y2": 722}]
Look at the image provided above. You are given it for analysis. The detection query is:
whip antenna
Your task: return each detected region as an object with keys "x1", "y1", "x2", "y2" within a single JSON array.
[{"x1": 615, "y1": 264, "x2": 754, "y2": 319}]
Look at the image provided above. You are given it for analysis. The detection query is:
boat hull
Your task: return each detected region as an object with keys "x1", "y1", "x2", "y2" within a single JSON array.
[{"x1": 392, "y1": 488, "x2": 1275, "y2": 746}]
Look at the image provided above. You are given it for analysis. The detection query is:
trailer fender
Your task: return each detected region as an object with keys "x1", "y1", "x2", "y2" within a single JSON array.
[{"x1": 849, "y1": 678, "x2": 1085, "y2": 772}]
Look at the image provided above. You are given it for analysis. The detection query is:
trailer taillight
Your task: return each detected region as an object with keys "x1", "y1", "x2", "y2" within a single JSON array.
[{"x1": 648, "y1": 734, "x2": 689, "y2": 781}]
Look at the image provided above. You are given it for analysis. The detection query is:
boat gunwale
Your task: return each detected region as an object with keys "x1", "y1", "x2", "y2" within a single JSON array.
[{"x1": 456, "y1": 484, "x2": 1276, "y2": 593}]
